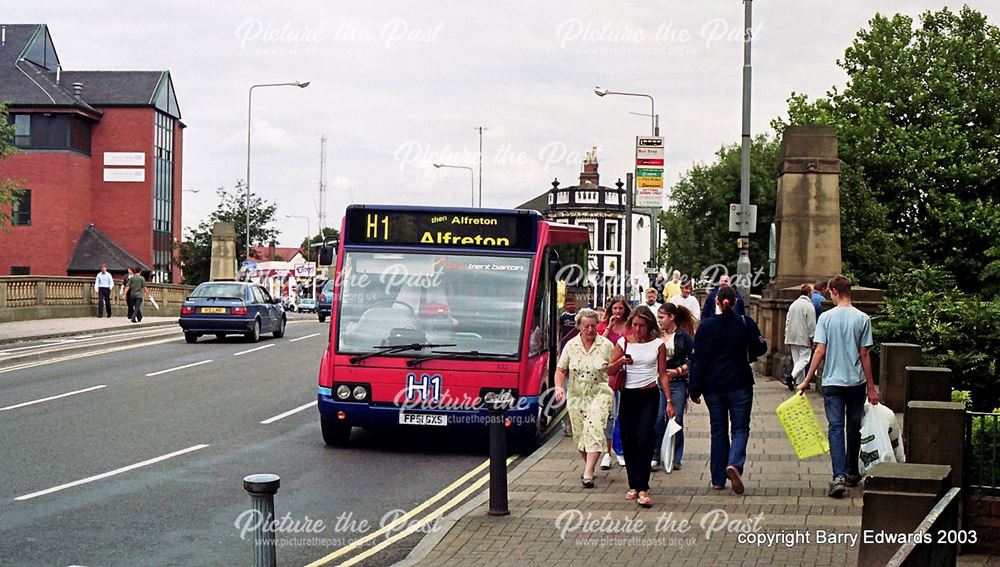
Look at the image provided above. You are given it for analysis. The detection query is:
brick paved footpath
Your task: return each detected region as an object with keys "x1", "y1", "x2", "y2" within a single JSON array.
[{"x1": 400, "y1": 378, "x2": 993, "y2": 567}]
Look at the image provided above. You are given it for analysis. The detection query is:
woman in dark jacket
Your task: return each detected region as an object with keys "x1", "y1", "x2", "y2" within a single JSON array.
[
  {"x1": 652, "y1": 303, "x2": 695, "y2": 471},
  {"x1": 689, "y1": 286, "x2": 767, "y2": 494}
]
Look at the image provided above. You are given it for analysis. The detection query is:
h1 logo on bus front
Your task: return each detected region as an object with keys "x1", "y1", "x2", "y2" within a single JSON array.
[{"x1": 405, "y1": 373, "x2": 443, "y2": 403}]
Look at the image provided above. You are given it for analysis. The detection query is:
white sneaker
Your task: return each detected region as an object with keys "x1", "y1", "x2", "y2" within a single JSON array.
[
  {"x1": 650, "y1": 460, "x2": 660, "y2": 471},
  {"x1": 599, "y1": 453, "x2": 612, "y2": 470},
  {"x1": 616, "y1": 454, "x2": 626, "y2": 466}
]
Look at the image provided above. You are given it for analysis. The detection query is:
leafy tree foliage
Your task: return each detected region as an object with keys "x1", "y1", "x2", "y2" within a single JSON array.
[
  {"x1": 774, "y1": 7, "x2": 1000, "y2": 293},
  {"x1": 300, "y1": 227, "x2": 341, "y2": 263},
  {"x1": 0, "y1": 104, "x2": 25, "y2": 230},
  {"x1": 660, "y1": 135, "x2": 778, "y2": 290},
  {"x1": 177, "y1": 184, "x2": 279, "y2": 285}
]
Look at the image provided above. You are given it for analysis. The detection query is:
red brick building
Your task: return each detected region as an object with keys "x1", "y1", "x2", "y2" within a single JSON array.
[{"x1": 0, "y1": 24, "x2": 184, "y2": 282}]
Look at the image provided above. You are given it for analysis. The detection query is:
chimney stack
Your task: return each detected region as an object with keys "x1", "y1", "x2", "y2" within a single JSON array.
[{"x1": 72, "y1": 82, "x2": 83, "y2": 100}]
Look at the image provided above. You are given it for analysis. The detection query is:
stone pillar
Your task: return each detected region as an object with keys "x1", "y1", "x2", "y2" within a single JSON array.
[
  {"x1": 859, "y1": 463, "x2": 952, "y2": 567},
  {"x1": 880, "y1": 343, "x2": 922, "y2": 412},
  {"x1": 904, "y1": 401, "x2": 966, "y2": 490},
  {"x1": 210, "y1": 222, "x2": 237, "y2": 282},
  {"x1": 905, "y1": 366, "x2": 952, "y2": 404}
]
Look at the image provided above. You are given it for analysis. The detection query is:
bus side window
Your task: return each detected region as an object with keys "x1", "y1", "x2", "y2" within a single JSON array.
[{"x1": 528, "y1": 248, "x2": 551, "y2": 357}]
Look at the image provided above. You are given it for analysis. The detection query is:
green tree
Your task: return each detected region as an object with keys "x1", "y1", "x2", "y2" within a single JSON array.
[
  {"x1": 300, "y1": 227, "x2": 341, "y2": 263},
  {"x1": 0, "y1": 103, "x2": 25, "y2": 229},
  {"x1": 774, "y1": 7, "x2": 1000, "y2": 293},
  {"x1": 177, "y1": 183, "x2": 280, "y2": 285},
  {"x1": 660, "y1": 135, "x2": 779, "y2": 291}
]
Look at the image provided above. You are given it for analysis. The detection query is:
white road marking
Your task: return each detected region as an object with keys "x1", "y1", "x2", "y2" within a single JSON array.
[
  {"x1": 0, "y1": 329, "x2": 176, "y2": 355},
  {"x1": 233, "y1": 344, "x2": 274, "y2": 357},
  {"x1": 15, "y1": 444, "x2": 210, "y2": 501},
  {"x1": 260, "y1": 401, "x2": 317, "y2": 424},
  {"x1": 289, "y1": 333, "x2": 321, "y2": 343},
  {"x1": 145, "y1": 359, "x2": 213, "y2": 377},
  {"x1": 0, "y1": 385, "x2": 107, "y2": 412},
  {"x1": 0, "y1": 337, "x2": 181, "y2": 374}
]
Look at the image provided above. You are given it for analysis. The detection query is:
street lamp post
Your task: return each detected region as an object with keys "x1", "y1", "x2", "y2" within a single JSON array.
[
  {"x1": 594, "y1": 87, "x2": 657, "y2": 136},
  {"x1": 432, "y1": 164, "x2": 475, "y2": 207},
  {"x1": 246, "y1": 81, "x2": 310, "y2": 267},
  {"x1": 285, "y1": 214, "x2": 311, "y2": 246}
]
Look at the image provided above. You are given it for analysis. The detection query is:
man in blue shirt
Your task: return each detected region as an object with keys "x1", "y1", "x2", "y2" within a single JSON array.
[
  {"x1": 701, "y1": 275, "x2": 745, "y2": 321},
  {"x1": 811, "y1": 280, "x2": 828, "y2": 319},
  {"x1": 798, "y1": 275, "x2": 879, "y2": 498},
  {"x1": 93, "y1": 264, "x2": 115, "y2": 318}
]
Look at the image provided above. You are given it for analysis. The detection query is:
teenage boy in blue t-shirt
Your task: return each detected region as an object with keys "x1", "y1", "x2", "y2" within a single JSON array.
[{"x1": 797, "y1": 275, "x2": 880, "y2": 498}]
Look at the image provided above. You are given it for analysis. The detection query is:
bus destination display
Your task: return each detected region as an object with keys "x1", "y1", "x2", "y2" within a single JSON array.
[{"x1": 345, "y1": 208, "x2": 536, "y2": 250}]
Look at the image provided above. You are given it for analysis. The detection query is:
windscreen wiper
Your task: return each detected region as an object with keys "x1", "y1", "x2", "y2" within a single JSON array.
[
  {"x1": 406, "y1": 350, "x2": 512, "y2": 368},
  {"x1": 349, "y1": 343, "x2": 456, "y2": 365}
]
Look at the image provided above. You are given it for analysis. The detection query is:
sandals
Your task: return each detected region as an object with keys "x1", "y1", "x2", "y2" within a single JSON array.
[
  {"x1": 637, "y1": 493, "x2": 652, "y2": 508},
  {"x1": 625, "y1": 489, "x2": 639, "y2": 500},
  {"x1": 581, "y1": 475, "x2": 595, "y2": 489}
]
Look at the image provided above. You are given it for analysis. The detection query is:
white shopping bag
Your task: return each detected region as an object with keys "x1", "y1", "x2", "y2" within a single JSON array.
[
  {"x1": 859, "y1": 402, "x2": 898, "y2": 475},
  {"x1": 661, "y1": 417, "x2": 683, "y2": 474},
  {"x1": 148, "y1": 296, "x2": 160, "y2": 310}
]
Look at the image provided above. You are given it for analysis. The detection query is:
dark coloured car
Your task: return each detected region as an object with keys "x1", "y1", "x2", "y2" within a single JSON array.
[
  {"x1": 317, "y1": 279, "x2": 334, "y2": 323},
  {"x1": 179, "y1": 282, "x2": 286, "y2": 343}
]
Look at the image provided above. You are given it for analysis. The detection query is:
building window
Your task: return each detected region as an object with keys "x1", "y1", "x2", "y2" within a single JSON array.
[
  {"x1": 13, "y1": 115, "x2": 30, "y2": 146},
  {"x1": 579, "y1": 220, "x2": 596, "y2": 250},
  {"x1": 10, "y1": 266, "x2": 30, "y2": 275},
  {"x1": 8, "y1": 113, "x2": 91, "y2": 153},
  {"x1": 605, "y1": 222, "x2": 618, "y2": 252},
  {"x1": 152, "y1": 111, "x2": 175, "y2": 282},
  {"x1": 12, "y1": 190, "x2": 31, "y2": 226}
]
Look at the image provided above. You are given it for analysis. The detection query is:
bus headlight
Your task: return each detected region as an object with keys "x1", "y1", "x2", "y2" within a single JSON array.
[
  {"x1": 336, "y1": 385, "x2": 351, "y2": 400},
  {"x1": 352, "y1": 386, "x2": 368, "y2": 401}
]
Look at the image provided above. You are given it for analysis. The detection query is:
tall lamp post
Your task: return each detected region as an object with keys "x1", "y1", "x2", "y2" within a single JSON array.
[
  {"x1": 594, "y1": 86, "x2": 660, "y2": 286},
  {"x1": 246, "y1": 81, "x2": 310, "y2": 266},
  {"x1": 432, "y1": 164, "x2": 475, "y2": 207}
]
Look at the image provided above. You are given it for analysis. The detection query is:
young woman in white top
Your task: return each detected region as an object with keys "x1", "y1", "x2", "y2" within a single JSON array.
[{"x1": 606, "y1": 305, "x2": 674, "y2": 507}]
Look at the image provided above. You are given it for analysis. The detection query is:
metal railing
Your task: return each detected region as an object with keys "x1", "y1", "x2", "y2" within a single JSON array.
[
  {"x1": 885, "y1": 487, "x2": 961, "y2": 567},
  {"x1": 966, "y1": 411, "x2": 1000, "y2": 495}
]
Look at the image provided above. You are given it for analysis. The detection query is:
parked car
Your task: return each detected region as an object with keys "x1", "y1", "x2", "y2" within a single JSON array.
[
  {"x1": 178, "y1": 282, "x2": 286, "y2": 343},
  {"x1": 317, "y1": 279, "x2": 334, "y2": 323},
  {"x1": 297, "y1": 297, "x2": 317, "y2": 313}
]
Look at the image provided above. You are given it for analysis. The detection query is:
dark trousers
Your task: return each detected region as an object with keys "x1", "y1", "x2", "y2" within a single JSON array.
[
  {"x1": 125, "y1": 293, "x2": 133, "y2": 320},
  {"x1": 704, "y1": 386, "x2": 753, "y2": 488},
  {"x1": 618, "y1": 386, "x2": 660, "y2": 491},
  {"x1": 97, "y1": 288, "x2": 112, "y2": 317},
  {"x1": 131, "y1": 296, "x2": 143, "y2": 322}
]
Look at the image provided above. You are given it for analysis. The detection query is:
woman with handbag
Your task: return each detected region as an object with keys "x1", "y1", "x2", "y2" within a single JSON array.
[
  {"x1": 652, "y1": 303, "x2": 695, "y2": 471},
  {"x1": 606, "y1": 306, "x2": 673, "y2": 507},
  {"x1": 689, "y1": 286, "x2": 768, "y2": 494},
  {"x1": 553, "y1": 308, "x2": 615, "y2": 488},
  {"x1": 597, "y1": 297, "x2": 631, "y2": 469}
]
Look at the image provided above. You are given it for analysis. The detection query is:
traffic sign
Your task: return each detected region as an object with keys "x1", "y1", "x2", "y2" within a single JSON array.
[
  {"x1": 728, "y1": 204, "x2": 758, "y2": 233},
  {"x1": 242, "y1": 261, "x2": 257, "y2": 269},
  {"x1": 635, "y1": 135, "x2": 665, "y2": 209}
]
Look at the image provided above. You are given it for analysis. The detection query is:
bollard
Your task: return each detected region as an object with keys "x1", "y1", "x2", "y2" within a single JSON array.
[
  {"x1": 243, "y1": 473, "x2": 280, "y2": 567},
  {"x1": 484, "y1": 391, "x2": 513, "y2": 516}
]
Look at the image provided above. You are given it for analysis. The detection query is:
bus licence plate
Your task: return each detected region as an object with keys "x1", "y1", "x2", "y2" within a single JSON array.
[
  {"x1": 201, "y1": 307, "x2": 227, "y2": 314},
  {"x1": 399, "y1": 413, "x2": 447, "y2": 426}
]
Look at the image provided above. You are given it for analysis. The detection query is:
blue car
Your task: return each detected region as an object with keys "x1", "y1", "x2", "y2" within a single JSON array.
[
  {"x1": 179, "y1": 282, "x2": 286, "y2": 343},
  {"x1": 317, "y1": 279, "x2": 334, "y2": 323}
]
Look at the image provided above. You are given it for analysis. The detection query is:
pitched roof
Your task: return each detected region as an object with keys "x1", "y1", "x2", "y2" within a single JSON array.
[
  {"x1": 67, "y1": 224, "x2": 151, "y2": 273},
  {"x1": 251, "y1": 246, "x2": 304, "y2": 262},
  {"x1": 60, "y1": 70, "x2": 164, "y2": 105},
  {"x1": 515, "y1": 192, "x2": 550, "y2": 214}
]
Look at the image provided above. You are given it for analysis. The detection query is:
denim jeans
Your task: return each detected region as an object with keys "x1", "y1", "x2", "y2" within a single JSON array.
[
  {"x1": 703, "y1": 386, "x2": 753, "y2": 488},
  {"x1": 822, "y1": 384, "x2": 867, "y2": 479},
  {"x1": 653, "y1": 380, "x2": 687, "y2": 465},
  {"x1": 618, "y1": 387, "x2": 660, "y2": 491}
]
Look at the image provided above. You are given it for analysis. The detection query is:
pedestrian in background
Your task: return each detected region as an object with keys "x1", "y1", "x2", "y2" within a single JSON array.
[
  {"x1": 94, "y1": 264, "x2": 114, "y2": 318},
  {"x1": 121, "y1": 267, "x2": 135, "y2": 321},
  {"x1": 670, "y1": 281, "x2": 701, "y2": 324},
  {"x1": 127, "y1": 268, "x2": 150, "y2": 323},
  {"x1": 606, "y1": 306, "x2": 672, "y2": 507},
  {"x1": 663, "y1": 269, "x2": 683, "y2": 302},
  {"x1": 554, "y1": 308, "x2": 614, "y2": 489},
  {"x1": 642, "y1": 287, "x2": 661, "y2": 314},
  {"x1": 784, "y1": 284, "x2": 817, "y2": 390},
  {"x1": 701, "y1": 274, "x2": 746, "y2": 321},
  {"x1": 797, "y1": 275, "x2": 879, "y2": 498},
  {"x1": 812, "y1": 280, "x2": 828, "y2": 319},
  {"x1": 597, "y1": 296, "x2": 631, "y2": 469},
  {"x1": 690, "y1": 286, "x2": 766, "y2": 494},
  {"x1": 652, "y1": 303, "x2": 695, "y2": 471}
]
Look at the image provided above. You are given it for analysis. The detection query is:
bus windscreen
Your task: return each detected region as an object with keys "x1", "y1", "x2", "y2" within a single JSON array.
[{"x1": 336, "y1": 252, "x2": 531, "y2": 356}]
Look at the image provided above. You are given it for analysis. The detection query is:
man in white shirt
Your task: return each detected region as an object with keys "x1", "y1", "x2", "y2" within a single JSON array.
[
  {"x1": 669, "y1": 281, "x2": 701, "y2": 322},
  {"x1": 94, "y1": 264, "x2": 114, "y2": 318},
  {"x1": 642, "y1": 287, "x2": 661, "y2": 313},
  {"x1": 784, "y1": 284, "x2": 817, "y2": 389}
]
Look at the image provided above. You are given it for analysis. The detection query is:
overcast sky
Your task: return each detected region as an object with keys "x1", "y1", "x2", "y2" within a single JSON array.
[{"x1": 14, "y1": 1, "x2": 1000, "y2": 246}]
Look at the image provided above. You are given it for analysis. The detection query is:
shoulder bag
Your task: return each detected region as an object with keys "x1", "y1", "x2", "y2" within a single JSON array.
[{"x1": 609, "y1": 340, "x2": 628, "y2": 391}]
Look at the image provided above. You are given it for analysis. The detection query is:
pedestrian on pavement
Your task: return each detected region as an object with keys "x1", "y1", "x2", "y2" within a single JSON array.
[
  {"x1": 701, "y1": 274, "x2": 746, "y2": 321},
  {"x1": 797, "y1": 275, "x2": 879, "y2": 498},
  {"x1": 670, "y1": 281, "x2": 701, "y2": 324},
  {"x1": 554, "y1": 308, "x2": 615, "y2": 489},
  {"x1": 784, "y1": 284, "x2": 817, "y2": 390},
  {"x1": 689, "y1": 286, "x2": 766, "y2": 494},
  {"x1": 812, "y1": 280, "x2": 828, "y2": 319},
  {"x1": 94, "y1": 264, "x2": 114, "y2": 318},
  {"x1": 642, "y1": 287, "x2": 662, "y2": 314},
  {"x1": 558, "y1": 296, "x2": 578, "y2": 341},
  {"x1": 653, "y1": 272, "x2": 666, "y2": 302},
  {"x1": 126, "y1": 267, "x2": 150, "y2": 323},
  {"x1": 121, "y1": 267, "x2": 135, "y2": 321},
  {"x1": 597, "y1": 297, "x2": 631, "y2": 469},
  {"x1": 652, "y1": 303, "x2": 694, "y2": 472},
  {"x1": 606, "y1": 306, "x2": 672, "y2": 507},
  {"x1": 663, "y1": 270, "x2": 683, "y2": 302}
]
